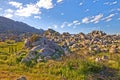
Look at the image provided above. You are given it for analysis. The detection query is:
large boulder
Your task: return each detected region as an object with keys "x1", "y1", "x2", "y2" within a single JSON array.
[{"x1": 22, "y1": 37, "x2": 64, "y2": 63}]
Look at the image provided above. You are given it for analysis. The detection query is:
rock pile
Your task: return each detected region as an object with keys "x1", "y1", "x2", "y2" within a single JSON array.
[{"x1": 22, "y1": 36, "x2": 65, "y2": 63}]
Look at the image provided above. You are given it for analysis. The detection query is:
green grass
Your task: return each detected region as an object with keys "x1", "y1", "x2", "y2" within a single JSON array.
[{"x1": 0, "y1": 41, "x2": 120, "y2": 80}]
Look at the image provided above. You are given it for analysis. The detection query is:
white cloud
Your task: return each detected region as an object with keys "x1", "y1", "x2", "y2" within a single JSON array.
[
  {"x1": 85, "y1": 9, "x2": 89, "y2": 12},
  {"x1": 5, "y1": 9, "x2": 13, "y2": 13},
  {"x1": 82, "y1": 13, "x2": 103, "y2": 24},
  {"x1": 102, "y1": 14, "x2": 115, "y2": 22},
  {"x1": 61, "y1": 20, "x2": 80, "y2": 28},
  {"x1": 82, "y1": 17, "x2": 89, "y2": 24},
  {"x1": 36, "y1": 0, "x2": 53, "y2": 9},
  {"x1": 8, "y1": 0, "x2": 56, "y2": 17},
  {"x1": 4, "y1": 9, "x2": 14, "y2": 18},
  {"x1": 34, "y1": 16, "x2": 41, "y2": 19},
  {"x1": 79, "y1": 2, "x2": 83, "y2": 6},
  {"x1": 118, "y1": 18, "x2": 120, "y2": 20},
  {"x1": 68, "y1": 20, "x2": 80, "y2": 27},
  {"x1": 61, "y1": 22, "x2": 67, "y2": 28},
  {"x1": 61, "y1": 13, "x2": 64, "y2": 15},
  {"x1": 117, "y1": 8, "x2": 120, "y2": 11},
  {"x1": 57, "y1": 0, "x2": 63, "y2": 3},
  {"x1": 112, "y1": 1, "x2": 117, "y2": 5},
  {"x1": 9, "y1": 1, "x2": 22, "y2": 8},
  {"x1": 53, "y1": 25, "x2": 58, "y2": 29},
  {"x1": 93, "y1": 0, "x2": 99, "y2": 3},
  {"x1": 4, "y1": 14, "x2": 13, "y2": 18},
  {"x1": 104, "y1": 1, "x2": 117, "y2": 5},
  {"x1": 90, "y1": 13, "x2": 103, "y2": 23},
  {"x1": 0, "y1": 8, "x2": 2, "y2": 11},
  {"x1": 73, "y1": 20, "x2": 81, "y2": 25},
  {"x1": 15, "y1": 4, "x2": 40, "y2": 17}
]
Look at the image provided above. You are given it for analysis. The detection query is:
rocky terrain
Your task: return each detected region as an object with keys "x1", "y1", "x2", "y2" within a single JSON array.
[
  {"x1": 19, "y1": 29, "x2": 120, "y2": 64},
  {"x1": 0, "y1": 17, "x2": 120, "y2": 80}
]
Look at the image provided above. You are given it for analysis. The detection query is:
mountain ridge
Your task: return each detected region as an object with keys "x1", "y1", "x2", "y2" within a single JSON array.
[{"x1": 0, "y1": 16, "x2": 44, "y2": 34}]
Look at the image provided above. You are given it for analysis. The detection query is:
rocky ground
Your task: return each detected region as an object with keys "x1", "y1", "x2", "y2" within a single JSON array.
[
  {"x1": 21, "y1": 29, "x2": 120, "y2": 63},
  {"x1": 0, "y1": 29, "x2": 120, "y2": 80}
]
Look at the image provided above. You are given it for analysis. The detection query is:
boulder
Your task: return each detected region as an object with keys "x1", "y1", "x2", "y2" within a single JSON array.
[
  {"x1": 17, "y1": 76, "x2": 27, "y2": 80},
  {"x1": 24, "y1": 39, "x2": 30, "y2": 48},
  {"x1": 22, "y1": 37, "x2": 64, "y2": 63},
  {"x1": 40, "y1": 48, "x2": 55, "y2": 56}
]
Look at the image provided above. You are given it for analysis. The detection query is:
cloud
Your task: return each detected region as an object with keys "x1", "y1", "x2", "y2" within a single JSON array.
[
  {"x1": 104, "y1": 1, "x2": 117, "y2": 5},
  {"x1": 118, "y1": 18, "x2": 120, "y2": 20},
  {"x1": 34, "y1": 16, "x2": 41, "y2": 19},
  {"x1": 61, "y1": 20, "x2": 80, "y2": 28},
  {"x1": 61, "y1": 13, "x2": 64, "y2": 15},
  {"x1": 117, "y1": 8, "x2": 120, "y2": 11},
  {"x1": 0, "y1": 8, "x2": 2, "y2": 11},
  {"x1": 36, "y1": 0, "x2": 53, "y2": 9},
  {"x1": 79, "y1": 2, "x2": 83, "y2": 6},
  {"x1": 9, "y1": 1, "x2": 22, "y2": 8},
  {"x1": 93, "y1": 0, "x2": 99, "y2": 3},
  {"x1": 8, "y1": 0, "x2": 55, "y2": 17},
  {"x1": 4, "y1": 14, "x2": 13, "y2": 18},
  {"x1": 57, "y1": 0, "x2": 63, "y2": 3},
  {"x1": 53, "y1": 25, "x2": 58, "y2": 29},
  {"x1": 61, "y1": 22, "x2": 67, "y2": 28},
  {"x1": 4, "y1": 9, "x2": 14, "y2": 18},
  {"x1": 102, "y1": 14, "x2": 115, "y2": 22},
  {"x1": 5, "y1": 9, "x2": 13, "y2": 13},
  {"x1": 67, "y1": 20, "x2": 80, "y2": 27},
  {"x1": 82, "y1": 17, "x2": 89, "y2": 24},
  {"x1": 82, "y1": 13, "x2": 103, "y2": 24},
  {"x1": 90, "y1": 13, "x2": 103, "y2": 23},
  {"x1": 85, "y1": 9, "x2": 89, "y2": 12},
  {"x1": 15, "y1": 4, "x2": 40, "y2": 17}
]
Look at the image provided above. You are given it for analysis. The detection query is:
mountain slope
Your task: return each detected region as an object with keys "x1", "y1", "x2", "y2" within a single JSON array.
[{"x1": 0, "y1": 16, "x2": 44, "y2": 34}]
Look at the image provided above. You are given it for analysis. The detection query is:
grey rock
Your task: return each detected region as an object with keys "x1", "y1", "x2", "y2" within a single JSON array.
[{"x1": 17, "y1": 76, "x2": 27, "y2": 80}]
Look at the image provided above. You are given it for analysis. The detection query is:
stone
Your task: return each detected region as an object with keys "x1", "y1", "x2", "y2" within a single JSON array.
[
  {"x1": 40, "y1": 48, "x2": 55, "y2": 56},
  {"x1": 102, "y1": 55, "x2": 108, "y2": 60},
  {"x1": 24, "y1": 39, "x2": 30, "y2": 48},
  {"x1": 17, "y1": 76, "x2": 27, "y2": 80},
  {"x1": 95, "y1": 57, "x2": 101, "y2": 62},
  {"x1": 31, "y1": 45, "x2": 42, "y2": 51},
  {"x1": 109, "y1": 45, "x2": 118, "y2": 53}
]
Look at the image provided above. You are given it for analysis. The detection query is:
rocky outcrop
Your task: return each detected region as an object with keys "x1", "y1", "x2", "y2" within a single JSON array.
[{"x1": 21, "y1": 37, "x2": 64, "y2": 63}]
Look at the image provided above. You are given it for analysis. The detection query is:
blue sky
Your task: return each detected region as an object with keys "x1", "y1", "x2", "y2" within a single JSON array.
[{"x1": 0, "y1": 0, "x2": 120, "y2": 34}]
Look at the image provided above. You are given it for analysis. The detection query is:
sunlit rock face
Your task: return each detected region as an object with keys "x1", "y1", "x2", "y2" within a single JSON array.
[{"x1": 22, "y1": 37, "x2": 65, "y2": 63}]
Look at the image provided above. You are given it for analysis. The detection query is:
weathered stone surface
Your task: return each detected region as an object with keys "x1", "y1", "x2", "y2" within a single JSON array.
[
  {"x1": 24, "y1": 39, "x2": 30, "y2": 48},
  {"x1": 17, "y1": 76, "x2": 27, "y2": 80},
  {"x1": 22, "y1": 37, "x2": 64, "y2": 63}
]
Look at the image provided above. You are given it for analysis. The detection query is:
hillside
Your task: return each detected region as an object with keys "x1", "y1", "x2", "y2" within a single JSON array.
[{"x1": 0, "y1": 16, "x2": 44, "y2": 34}]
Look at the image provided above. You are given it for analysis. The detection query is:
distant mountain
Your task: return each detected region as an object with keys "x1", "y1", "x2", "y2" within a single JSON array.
[{"x1": 0, "y1": 16, "x2": 44, "y2": 34}]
